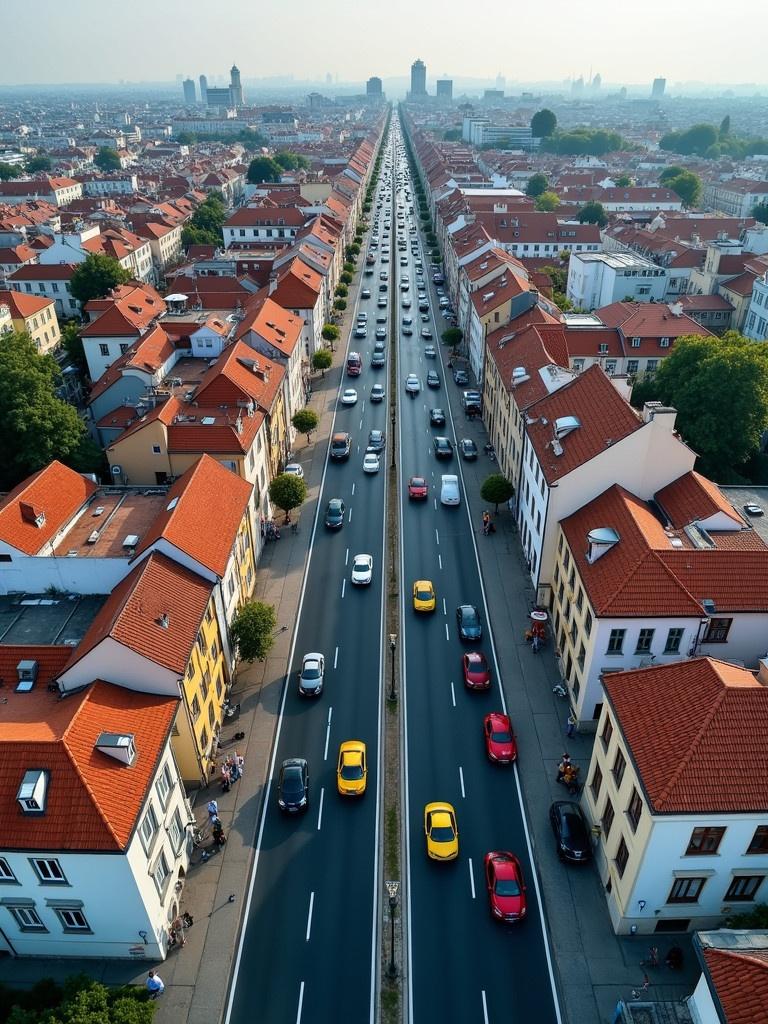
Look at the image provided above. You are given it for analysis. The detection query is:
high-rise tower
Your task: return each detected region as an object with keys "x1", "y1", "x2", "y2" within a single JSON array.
[
  {"x1": 230, "y1": 64, "x2": 244, "y2": 107},
  {"x1": 410, "y1": 59, "x2": 427, "y2": 98},
  {"x1": 199, "y1": 74, "x2": 208, "y2": 104}
]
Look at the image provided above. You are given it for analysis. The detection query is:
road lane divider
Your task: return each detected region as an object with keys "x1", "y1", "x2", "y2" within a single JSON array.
[
  {"x1": 459, "y1": 766, "x2": 466, "y2": 799},
  {"x1": 306, "y1": 892, "x2": 314, "y2": 942},
  {"x1": 341, "y1": 579, "x2": 346, "y2": 599},
  {"x1": 481, "y1": 989, "x2": 489, "y2": 1024},
  {"x1": 317, "y1": 787, "x2": 325, "y2": 831},
  {"x1": 334, "y1": 646, "x2": 339, "y2": 669},
  {"x1": 468, "y1": 858, "x2": 476, "y2": 899},
  {"x1": 324, "y1": 707, "x2": 333, "y2": 761},
  {"x1": 450, "y1": 682, "x2": 456, "y2": 707},
  {"x1": 295, "y1": 982, "x2": 305, "y2": 1024}
]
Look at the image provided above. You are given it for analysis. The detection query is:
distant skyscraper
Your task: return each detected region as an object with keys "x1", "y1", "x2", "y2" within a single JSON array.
[
  {"x1": 182, "y1": 78, "x2": 196, "y2": 105},
  {"x1": 366, "y1": 76, "x2": 383, "y2": 98},
  {"x1": 571, "y1": 76, "x2": 585, "y2": 96},
  {"x1": 199, "y1": 74, "x2": 208, "y2": 104},
  {"x1": 592, "y1": 72, "x2": 602, "y2": 91},
  {"x1": 436, "y1": 79, "x2": 453, "y2": 102},
  {"x1": 410, "y1": 59, "x2": 427, "y2": 98},
  {"x1": 230, "y1": 64, "x2": 244, "y2": 107},
  {"x1": 495, "y1": 72, "x2": 505, "y2": 91},
  {"x1": 652, "y1": 77, "x2": 666, "y2": 99}
]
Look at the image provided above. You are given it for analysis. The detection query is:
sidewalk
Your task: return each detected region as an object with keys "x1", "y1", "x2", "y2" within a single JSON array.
[{"x1": 439, "y1": 358, "x2": 698, "y2": 1022}]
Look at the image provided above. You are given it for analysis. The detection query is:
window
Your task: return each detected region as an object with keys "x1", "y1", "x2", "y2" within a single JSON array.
[
  {"x1": 200, "y1": 726, "x2": 209, "y2": 752},
  {"x1": 615, "y1": 837, "x2": 629, "y2": 878},
  {"x1": 602, "y1": 798, "x2": 615, "y2": 837},
  {"x1": 726, "y1": 876, "x2": 764, "y2": 902},
  {"x1": 191, "y1": 694, "x2": 201, "y2": 721},
  {"x1": 584, "y1": 609, "x2": 593, "y2": 636},
  {"x1": 575, "y1": 588, "x2": 584, "y2": 612},
  {"x1": 156, "y1": 763, "x2": 173, "y2": 808},
  {"x1": 635, "y1": 628, "x2": 654, "y2": 654},
  {"x1": 8, "y1": 905, "x2": 46, "y2": 931},
  {"x1": 627, "y1": 359, "x2": 639, "y2": 375},
  {"x1": 607, "y1": 629, "x2": 625, "y2": 654},
  {"x1": 208, "y1": 701, "x2": 215, "y2": 726},
  {"x1": 590, "y1": 764, "x2": 603, "y2": 801},
  {"x1": 168, "y1": 809, "x2": 184, "y2": 853},
  {"x1": 646, "y1": 359, "x2": 658, "y2": 373},
  {"x1": 151, "y1": 852, "x2": 170, "y2": 895},
  {"x1": 56, "y1": 907, "x2": 91, "y2": 932},
  {"x1": 577, "y1": 643, "x2": 585, "y2": 671},
  {"x1": 665, "y1": 628, "x2": 684, "y2": 654},
  {"x1": 686, "y1": 826, "x2": 725, "y2": 855},
  {"x1": 600, "y1": 715, "x2": 613, "y2": 751},
  {"x1": 119, "y1": 343, "x2": 129, "y2": 354},
  {"x1": 99, "y1": 343, "x2": 109, "y2": 356},
  {"x1": 627, "y1": 788, "x2": 643, "y2": 831},
  {"x1": 747, "y1": 826, "x2": 768, "y2": 855},
  {"x1": 140, "y1": 805, "x2": 159, "y2": 853},
  {"x1": 703, "y1": 618, "x2": 732, "y2": 643},
  {"x1": 612, "y1": 749, "x2": 626, "y2": 788},
  {"x1": 631, "y1": 337, "x2": 641, "y2": 347},
  {"x1": 31, "y1": 859, "x2": 67, "y2": 884},
  {"x1": 668, "y1": 876, "x2": 706, "y2": 903},
  {"x1": 201, "y1": 669, "x2": 210, "y2": 700},
  {"x1": 660, "y1": 337, "x2": 670, "y2": 347},
  {"x1": 0, "y1": 858, "x2": 15, "y2": 882},
  {"x1": 152, "y1": 444, "x2": 161, "y2": 455}
]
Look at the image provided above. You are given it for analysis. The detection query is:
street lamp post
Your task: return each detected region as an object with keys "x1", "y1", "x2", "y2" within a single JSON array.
[
  {"x1": 385, "y1": 880, "x2": 399, "y2": 979},
  {"x1": 388, "y1": 633, "x2": 397, "y2": 702}
]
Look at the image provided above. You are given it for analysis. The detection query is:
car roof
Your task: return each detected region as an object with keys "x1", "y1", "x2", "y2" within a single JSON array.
[
  {"x1": 282, "y1": 757, "x2": 306, "y2": 770},
  {"x1": 414, "y1": 579, "x2": 433, "y2": 588},
  {"x1": 328, "y1": 497, "x2": 343, "y2": 508},
  {"x1": 303, "y1": 652, "x2": 323, "y2": 662}
]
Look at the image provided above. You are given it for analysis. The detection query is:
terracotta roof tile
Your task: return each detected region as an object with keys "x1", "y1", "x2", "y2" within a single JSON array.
[
  {"x1": 702, "y1": 946, "x2": 768, "y2": 1023},
  {"x1": 0, "y1": 461, "x2": 97, "y2": 555},
  {"x1": 656, "y1": 471, "x2": 743, "y2": 529}
]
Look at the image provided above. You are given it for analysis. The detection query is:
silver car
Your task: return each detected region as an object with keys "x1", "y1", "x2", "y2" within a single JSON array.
[{"x1": 298, "y1": 653, "x2": 325, "y2": 697}]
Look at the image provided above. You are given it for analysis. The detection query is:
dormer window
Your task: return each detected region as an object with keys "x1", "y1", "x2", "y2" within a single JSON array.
[
  {"x1": 95, "y1": 732, "x2": 137, "y2": 765},
  {"x1": 17, "y1": 770, "x2": 49, "y2": 814},
  {"x1": 660, "y1": 336, "x2": 670, "y2": 347},
  {"x1": 631, "y1": 337, "x2": 641, "y2": 348},
  {"x1": 598, "y1": 343, "x2": 609, "y2": 354}
]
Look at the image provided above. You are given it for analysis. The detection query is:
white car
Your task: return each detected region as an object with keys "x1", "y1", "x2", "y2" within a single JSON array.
[
  {"x1": 351, "y1": 553, "x2": 373, "y2": 585},
  {"x1": 284, "y1": 463, "x2": 304, "y2": 479},
  {"x1": 405, "y1": 374, "x2": 421, "y2": 394},
  {"x1": 440, "y1": 474, "x2": 461, "y2": 506},
  {"x1": 299, "y1": 652, "x2": 325, "y2": 696},
  {"x1": 341, "y1": 388, "x2": 358, "y2": 405},
  {"x1": 363, "y1": 452, "x2": 381, "y2": 473}
]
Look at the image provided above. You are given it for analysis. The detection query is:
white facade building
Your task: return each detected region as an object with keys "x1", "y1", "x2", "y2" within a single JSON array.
[{"x1": 567, "y1": 251, "x2": 668, "y2": 310}]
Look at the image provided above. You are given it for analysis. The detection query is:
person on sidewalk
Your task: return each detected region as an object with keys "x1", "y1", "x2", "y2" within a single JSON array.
[
  {"x1": 556, "y1": 754, "x2": 571, "y2": 782},
  {"x1": 566, "y1": 714, "x2": 576, "y2": 738},
  {"x1": 206, "y1": 799, "x2": 218, "y2": 822},
  {"x1": 146, "y1": 971, "x2": 165, "y2": 999}
]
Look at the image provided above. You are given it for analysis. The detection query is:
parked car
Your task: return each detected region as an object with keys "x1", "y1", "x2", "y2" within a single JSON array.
[{"x1": 549, "y1": 801, "x2": 592, "y2": 863}]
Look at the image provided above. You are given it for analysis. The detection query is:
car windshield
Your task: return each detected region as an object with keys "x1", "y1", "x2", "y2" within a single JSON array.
[
  {"x1": 303, "y1": 666, "x2": 320, "y2": 679},
  {"x1": 431, "y1": 825, "x2": 454, "y2": 842},
  {"x1": 340, "y1": 762, "x2": 364, "y2": 780},
  {"x1": 495, "y1": 878, "x2": 521, "y2": 897},
  {"x1": 491, "y1": 729, "x2": 513, "y2": 743},
  {"x1": 354, "y1": 560, "x2": 369, "y2": 572},
  {"x1": 417, "y1": 588, "x2": 432, "y2": 601},
  {"x1": 412, "y1": 478, "x2": 425, "y2": 487},
  {"x1": 562, "y1": 811, "x2": 586, "y2": 839}
]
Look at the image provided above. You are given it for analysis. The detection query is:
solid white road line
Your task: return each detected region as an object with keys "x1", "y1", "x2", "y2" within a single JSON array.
[
  {"x1": 433, "y1": 497, "x2": 437, "y2": 511},
  {"x1": 442, "y1": 598, "x2": 447, "y2": 616},
  {"x1": 352, "y1": 482, "x2": 356, "y2": 496},
  {"x1": 348, "y1": 507, "x2": 353, "y2": 523},
  {"x1": 459, "y1": 766, "x2": 466, "y2": 798},
  {"x1": 435, "y1": 528, "x2": 440, "y2": 546},
  {"x1": 481, "y1": 990, "x2": 489, "y2": 1024},
  {"x1": 450, "y1": 682, "x2": 456, "y2": 707},
  {"x1": 324, "y1": 708, "x2": 333, "y2": 761},
  {"x1": 359, "y1": 417, "x2": 363, "y2": 430},
  {"x1": 306, "y1": 892, "x2": 314, "y2": 942},
  {"x1": 468, "y1": 858, "x2": 476, "y2": 899},
  {"x1": 295, "y1": 982, "x2": 305, "y2": 1024},
  {"x1": 316, "y1": 788, "x2": 325, "y2": 831},
  {"x1": 334, "y1": 646, "x2": 339, "y2": 669}
]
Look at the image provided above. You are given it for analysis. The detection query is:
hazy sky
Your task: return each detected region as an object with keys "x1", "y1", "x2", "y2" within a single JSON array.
[{"x1": 2, "y1": 0, "x2": 764, "y2": 86}]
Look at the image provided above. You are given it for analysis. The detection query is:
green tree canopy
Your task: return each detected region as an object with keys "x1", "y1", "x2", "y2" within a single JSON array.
[
  {"x1": 230, "y1": 601, "x2": 277, "y2": 662},
  {"x1": 664, "y1": 169, "x2": 702, "y2": 207},
  {"x1": 94, "y1": 146, "x2": 122, "y2": 171},
  {"x1": 535, "y1": 190, "x2": 560, "y2": 212},
  {"x1": 614, "y1": 173, "x2": 632, "y2": 187},
  {"x1": 321, "y1": 323, "x2": 340, "y2": 342},
  {"x1": 247, "y1": 156, "x2": 283, "y2": 184},
  {"x1": 333, "y1": 298, "x2": 347, "y2": 311},
  {"x1": 752, "y1": 202, "x2": 768, "y2": 226},
  {"x1": 291, "y1": 408, "x2": 319, "y2": 441},
  {"x1": 578, "y1": 200, "x2": 608, "y2": 227},
  {"x1": 181, "y1": 224, "x2": 220, "y2": 248},
  {"x1": 659, "y1": 123, "x2": 719, "y2": 156},
  {"x1": 480, "y1": 474, "x2": 515, "y2": 513},
  {"x1": 69, "y1": 252, "x2": 131, "y2": 306},
  {"x1": 60, "y1": 322, "x2": 88, "y2": 376},
  {"x1": 269, "y1": 472, "x2": 307, "y2": 515},
  {"x1": 0, "y1": 161, "x2": 23, "y2": 180},
  {"x1": 25, "y1": 154, "x2": 52, "y2": 173},
  {"x1": 525, "y1": 173, "x2": 549, "y2": 198},
  {"x1": 541, "y1": 129, "x2": 627, "y2": 156},
  {"x1": 531, "y1": 108, "x2": 557, "y2": 138},
  {"x1": 659, "y1": 165, "x2": 686, "y2": 184},
  {"x1": 274, "y1": 151, "x2": 310, "y2": 171},
  {"x1": 441, "y1": 327, "x2": 463, "y2": 352},
  {"x1": 653, "y1": 333, "x2": 768, "y2": 479},
  {"x1": 312, "y1": 348, "x2": 332, "y2": 376}
]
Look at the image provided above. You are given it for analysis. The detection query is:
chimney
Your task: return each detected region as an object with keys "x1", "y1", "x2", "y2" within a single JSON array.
[
  {"x1": 642, "y1": 401, "x2": 678, "y2": 432},
  {"x1": 268, "y1": 271, "x2": 278, "y2": 295},
  {"x1": 668, "y1": 301, "x2": 683, "y2": 317}
]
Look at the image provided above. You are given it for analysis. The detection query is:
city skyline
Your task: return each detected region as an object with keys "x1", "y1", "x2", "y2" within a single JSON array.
[{"x1": 2, "y1": 0, "x2": 766, "y2": 86}]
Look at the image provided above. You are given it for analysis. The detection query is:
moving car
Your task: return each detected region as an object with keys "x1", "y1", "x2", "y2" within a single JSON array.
[
  {"x1": 361, "y1": 288, "x2": 371, "y2": 299},
  {"x1": 402, "y1": 296, "x2": 412, "y2": 309},
  {"x1": 363, "y1": 452, "x2": 380, "y2": 473},
  {"x1": 341, "y1": 388, "x2": 358, "y2": 405},
  {"x1": 453, "y1": 369, "x2": 469, "y2": 385},
  {"x1": 337, "y1": 741, "x2": 367, "y2": 797},
  {"x1": 412, "y1": 580, "x2": 436, "y2": 612},
  {"x1": 484, "y1": 852, "x2": 527, "y2": 923},
  {"x1": 549, "y1": 801, "x2": 592, "y2": 863},
  {"x1": 744, "y1": 503, "x2": 764, "y2": 516},
  {"x1": 277, "y1": 758, "x2": 309, "y2": 813},
  {"x1": 351, "y1": 553, "x2": 373, "y2": 585},
  {"x1": 459, "y1": 438, "x2": 478, "y2": 460},
  {"x1": 483, "y1": 712, "x2": 517, "y2": 763},
  {"x1": 408, "y1": 476, "x2": 428, "y2": 500},
  {"x1": 330, "y1": 433, "x2": 351, "y2": 460},
  {"x1": 354, "y1": 325, "x2": 367, "y2": 338},
  {"x1": 375, "y1": 327, "x2": 387, "y2": 339},
  {"x1": 462, "y1": 651, "x2": 490, "y2": 689},
  {"x1": 424, "y1": 802, "x2": 459, "y2": 861},
  {"x1": 298, "y1": 652, "x2": 325, "y2": 697},
  {"x1": 426, "y1": 370, "x2": 440, "y2": 389},
  {"x1": 429, "y1": 408, "x2": 446, "y2": 427},
  {"x1": 421, "y1": 327, "x2": 433, "y2": 340},
  {"x1": 405, "y1": 374, "x2": 421, "y2": 394},
  {"x1": 433, "y1": 436, "x2": 453, "y2": 460},
  {"x1": 424, "y1": 346, "x2": 437, "y2": 358},
  {"x1": 402, "y1": 322, "x2": 413, "y2": 335},
  {"x1": 370, "y1": 383, "x2": 385, "y2": 403},
  {"x1": 324, "y1": 498, "x2": 345, "y2": 529},
  {"x1": 440, "y1": 474, "x2": 460, "y2": 507},
  {"x1": 456, "y1": 604, "x2": 482, "y2": 641},
  {"x1": 346, "y1": 352, "x2": 362, "y2": 376},
  {"x1": 367, "y1": 429, "x2": 385, "y2": 452},
  {"x1": 284, "y1": 463, "x2": 304, "y2": 479}
]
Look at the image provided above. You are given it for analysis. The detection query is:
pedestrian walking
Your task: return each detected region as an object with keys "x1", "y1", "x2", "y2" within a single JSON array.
[
  {"x1": 146, "y1": 971, "x2": 165, "y2": 999},
  {"x1": 206, "y1": 799, "x2": 218, "y2": 822},
  {"x1": 566, "y1": 714, "x2": 576, "y2": 738},
  {"x1": 612, "y1": 1001, "x2": 624, "y2": 1024}
]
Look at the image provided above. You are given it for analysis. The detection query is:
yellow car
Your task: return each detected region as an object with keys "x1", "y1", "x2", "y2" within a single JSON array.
[
  {"x1": 337, "y1": 740, "x2": 367, "y2": 797},
  {"x1": 413, "y1": 579, "x2": 436, "y2": 612},
  {"x1": 424, "y1": 802, "x2": 459, "y2": 861}
]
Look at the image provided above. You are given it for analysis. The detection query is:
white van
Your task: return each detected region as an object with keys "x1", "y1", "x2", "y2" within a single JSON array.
[{"x1": 440, "y1": 474, "x2": 460, "y2": 506}]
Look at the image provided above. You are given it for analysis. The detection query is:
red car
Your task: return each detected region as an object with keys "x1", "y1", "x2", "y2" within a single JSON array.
[
  {"x1": 484, "y1": 851, "x2": 527, "y2": 923},
  {"x1": 462, "y1": 651, "x2": 490, "y2": 690},
  {"x1": 483, "y1": 712, "x2": 517, "y2": 763},
  {"x1": 408, "y1": 475, "x2": 428, "y2": 499}
]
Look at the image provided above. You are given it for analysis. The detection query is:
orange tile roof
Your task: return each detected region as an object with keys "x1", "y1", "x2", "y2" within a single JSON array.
[
  {"x1": 234, "y1": 296, "x2": 303, "y2": 357},
  {"x1": 604, "y1": 658, "x2": 768, "y2": 814},
  {"x1": 486, "y1": 322, "x2": 569, "y2": 409},
  {"x1": 0, "y1": 676, "x2": 177, "y2": 851},
  {"x1": 656, "y1": 471, "x2": 743, "y2": 529},
  {"x1": 702, "y1": 946, "x2": 768, "y2": 1023},
  {"x1": 66, "y1": 552, "x2": 213, "y2": 676},
  {"x1": 0, "y1": 461, "x2": 97, "y2": 555},
  {"x1": 0, "y1": 289, "x2": 54, "y2": 319},
  {"x1": 194, "y1": 339, "x2": 284, "y2": 412},
  {"x1": 132, "y1": 455, "x2": 252, "y2": 578}
]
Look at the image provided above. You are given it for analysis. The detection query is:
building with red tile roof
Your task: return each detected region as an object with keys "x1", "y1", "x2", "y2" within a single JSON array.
[
  {"x1": 694, "y1": 932, "x2": 768, "y2": 1024},
  {"x1": 0, "y1": 461, "x2": 98, "y2": 557}
]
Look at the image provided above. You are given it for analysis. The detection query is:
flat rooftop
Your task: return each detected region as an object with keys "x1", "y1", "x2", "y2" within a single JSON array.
[
  {"x1": 0, "y1": 593, "x2": 106, "y2": 646},
  {"x1": 575, "y1": 251, "x2": 660, "y2": 270},
  {"x1": 720, "y1": 486, "x2": 768, "y2": 545},
  {"x1": 53, "y1": 486, "x2": 169, "y2": 559}
]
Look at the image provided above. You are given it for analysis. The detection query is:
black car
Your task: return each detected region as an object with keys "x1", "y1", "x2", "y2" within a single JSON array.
[
  {"x1": 549, "y1": 801, "x2": 592, "y2": 863},
  {"x1": 368, "y1": 429, "x2": 385, "y2": 452},
  {"x1": 330, "y1": 432, "x2": 351, "y2": 460},
  {"x1": 459, "y1": 438, "x2": 478, "y2": 460},
  {"x1": 433, "y1": 436, "x2": 453, "y2": 460},
  {"x1": 453, "y1": 370, "x2": 469, "y2": 386},
  {"x1": 429, "y1": 408, "x2": 446, "y2": 427},
  {"x1": 324, "y1": 498, "x2": 345, "y2": 529},
  {"x1": 456, "y1": 604, "x2": 482, "y2": 641},
  {"x1": 277, "y1": 758, "x2": 309, "y2": 813},
  {"x1": 426, "y1": 370, "x2": 441, "y2": 389}
]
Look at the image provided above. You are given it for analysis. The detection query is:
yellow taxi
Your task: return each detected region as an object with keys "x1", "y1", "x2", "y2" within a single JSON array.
[
  {"x1": 412, "y1": 579, "x2": 436, "y2": 612},
  {"x1": 337, "y1": 740, "x2": 367, "y2": 797},
  {"x1": 424, "y1": 802, "x2": 459, "y2": 861}
]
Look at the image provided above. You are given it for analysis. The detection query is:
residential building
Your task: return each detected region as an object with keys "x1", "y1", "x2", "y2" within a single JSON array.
[
  {"x1": 222, "y1": 205, "x2": 307, "y2": 247},
  {"x1": 567, "y1": 252, "x2": 668, "y2": 310},
  {"x1": 366, "y1": 77, "x2": 383, "y2": 99},
  {"x1": 651, "y1": 77, "x2": 666, "y2": 98},
  {"x1": 436, "y1": 80, "x2": 453, "y2": 102},
  {"x1": 591, "y1": 300, "x2": 713, "y2": 376},
  {"x1": 6, "y1": 264, "x2": 79, "y2": 319},
  {"x1": 79, "y1": 283, "x2": 167, "y2": 380},
  {"x1": 703, "y1": 178, "x2": 768, "y2": 218},
  {"x1": 689, "y1": 931, "x2": 768, "y2": 1023},
  {"x1": 745, "y1": 268, "x2": 768, "y2": 341},
  {"x1": 0, "y1": 177, "x2": 83, "y2": 207},
  {"x1": 134, "y1": 221, "x2": 183, "y2": 274},
  {"x1": 0, "y1": 289, "x2": 60, "y2": 354},
  {"x1": 582, "y1": 658, "x2": 768, "y2": 934},
  {"x1": 465, "y1": 269, "x2": 539, "y2": 384}
]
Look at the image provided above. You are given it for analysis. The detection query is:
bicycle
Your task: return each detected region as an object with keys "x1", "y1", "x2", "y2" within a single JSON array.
[{"x1": 190, "y1": 824, "x2": 209, "y2": 847}]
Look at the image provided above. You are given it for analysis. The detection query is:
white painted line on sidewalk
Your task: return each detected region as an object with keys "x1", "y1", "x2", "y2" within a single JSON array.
[
  {"x1": 334, "y1": 646, "x2": 339, "y2": 669},
  {"x1": 481, "y1": 990, "x2": 489, "y2": 1024},
  {"x1": 468, "y1": 858, "x2": 476, "y2": 899},
  {"x1": 341, "y1": 579, "x2": 346, "y2": 599},
  {"x1": 305, "y1": 891, "x2": 314, "y2": 942},
  {"x1": 450, "y1": 682, "x2": 456, "y2": 707},
  {"x1": 459, "y1": 766, "x2": 465, "y2": 798},
  {"x1": 316, "y1": 788, "x2": 325, "y2": 831},
  {"x1": 295, "y1": 982, "x2": 305, "y2": 1024}
]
